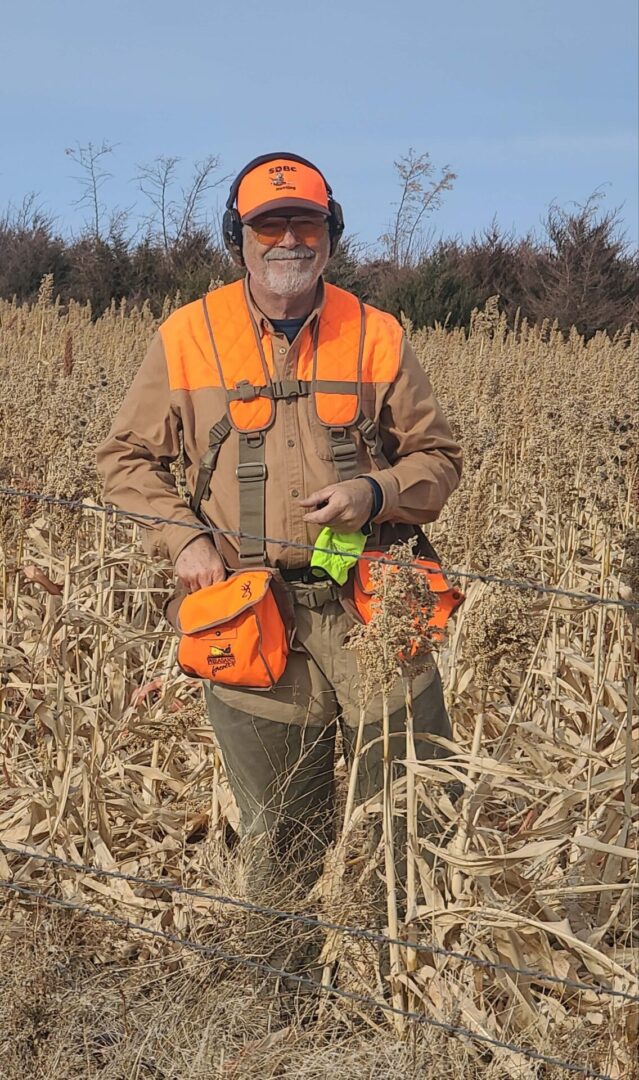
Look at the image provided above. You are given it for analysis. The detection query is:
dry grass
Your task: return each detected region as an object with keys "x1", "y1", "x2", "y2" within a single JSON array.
[{"x1": 0, "y1": 284, "x2": 637, "y2": 1079}]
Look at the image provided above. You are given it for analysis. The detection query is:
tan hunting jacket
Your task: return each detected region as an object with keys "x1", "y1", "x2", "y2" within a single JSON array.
[{"x1": 96, "y1": 279, "x2": 462, "y2": 570}]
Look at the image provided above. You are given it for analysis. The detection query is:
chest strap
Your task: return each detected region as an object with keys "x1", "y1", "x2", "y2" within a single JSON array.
[
  {"x1": 236, "y1": 431, "x2": 267, "y2": 563},
  {"x1": 191, "y1": 408, "x2": 392, "y2": 524},
  {"x1": 197, "y1": 297, "x2": 271, "y2": 564},
  {"x1": 192, "y1": 409, "x2": 392, "y2": 569},
  {"x1": 191, "y1": 417, "x2": 232, "y2": 518},
  {"x1": 190, "y1": 420, "x2": 267, "y2": 563},
  {"x1": 329, "y1": 413, "x2": 392, "y2": 481},
  {"x1": 228, "y1": 380, "x2": 392, "y2": 482},
  {"x1": 228, "y1": 378, "x2": 364, "y2": 402},
  {"x1": 358, "y1": 414, "x2": 391, "y2": 469}
]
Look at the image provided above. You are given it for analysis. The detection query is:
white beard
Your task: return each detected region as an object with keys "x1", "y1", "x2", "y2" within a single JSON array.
[{"x1": 261, "y1": 256, "x2": 319, "y2": 297}]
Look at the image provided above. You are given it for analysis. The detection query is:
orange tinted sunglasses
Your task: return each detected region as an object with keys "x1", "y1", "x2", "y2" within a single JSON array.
[{"x1": 249, "y1": 215, "x2": 327, "y2": 247}]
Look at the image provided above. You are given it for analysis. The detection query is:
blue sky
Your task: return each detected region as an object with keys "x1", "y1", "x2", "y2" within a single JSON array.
[{"x1": 1, "y1": 0, "x2": 637, "y2": 249}]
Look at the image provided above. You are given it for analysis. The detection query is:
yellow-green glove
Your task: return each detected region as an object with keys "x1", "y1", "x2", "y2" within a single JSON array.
[{"x1": 310, "y1": 527, "x2": 367, "y2": 586}]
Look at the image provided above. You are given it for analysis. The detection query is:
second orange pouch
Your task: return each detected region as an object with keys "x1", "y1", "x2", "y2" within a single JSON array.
[{"x1": 352, "y1": 553, "x2": 464, "y2": 642}]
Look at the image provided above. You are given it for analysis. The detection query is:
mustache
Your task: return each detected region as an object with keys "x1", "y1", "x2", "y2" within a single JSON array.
[{"x1": 264, "y1": 247, "x2": 315, "y2": 261}]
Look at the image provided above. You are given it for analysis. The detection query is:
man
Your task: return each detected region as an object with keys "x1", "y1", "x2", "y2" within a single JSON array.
[{"x1": 97, "y1": 152, "x2": 462, "y2": 907}]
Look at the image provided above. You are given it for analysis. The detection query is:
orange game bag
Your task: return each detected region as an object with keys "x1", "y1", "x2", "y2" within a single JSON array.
[
  {"x1": 176, "y1": 571, "x2": 288, "y2": 688},
  {"x1": 352, "y1": 553, "x2": 464, "y2": 642}
]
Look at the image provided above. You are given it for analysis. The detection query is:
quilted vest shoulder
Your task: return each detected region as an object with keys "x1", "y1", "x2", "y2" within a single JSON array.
[
  {"x1": 361, "y1": 299, "x2": 404, "y2": 384},
  {"x1": 159, "y1": 284, "x2": 245, "y2": 391},
  {"x1": 159, "y1": 281, "x2": 404, "y2": 396},
  {"x1": 321, "y1": 284, "x2": 403, "y2": 385}
]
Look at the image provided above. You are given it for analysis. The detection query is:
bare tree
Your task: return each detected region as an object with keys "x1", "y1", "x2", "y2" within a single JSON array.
[
  {"x1": 7, "y1": 192, "x2": 50, "y2": 232},
  {"x1": 0, "y1": 190, "x2": 67, "y2": 303},
  {"x1": 64, "y1": 140, "x2": 115, "y2": 241},
  {"x1": 136, "y1": 155, "x2": 226, "y2": 252},
  {"x1": 136, "y1": 155, "x2": 178, "y2": 253},
  {"x1": 380, "y1": 149, "x2": 456, "y2": 267}
]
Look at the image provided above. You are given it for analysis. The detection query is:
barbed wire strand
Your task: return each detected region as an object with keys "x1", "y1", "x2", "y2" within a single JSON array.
[
  {"x1": 0, "y1": 879, "x2": 616, "y2": 1080},
  {"x1": 2, "y1": 841, "x2": 637, "y2": 1004},
  {"x1": 1, "y1": 485, "x2": 637, "y2": 611}
]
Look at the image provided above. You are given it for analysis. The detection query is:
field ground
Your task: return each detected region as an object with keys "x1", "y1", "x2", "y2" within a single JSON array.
[{"x1": 0, "y1": 286, "x2": 637, "y2": 1078}]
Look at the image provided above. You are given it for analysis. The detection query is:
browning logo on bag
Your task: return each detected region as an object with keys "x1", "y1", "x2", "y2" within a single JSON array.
[{"x1": 177, "y1": 571, "x2": 288, "y2": 688}]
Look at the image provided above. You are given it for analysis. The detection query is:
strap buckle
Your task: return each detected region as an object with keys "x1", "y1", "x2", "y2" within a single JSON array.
[
  {"x1": 236, "y1": 461, "x2": 267, "y2": 482},
  {"x1": 288, "y1": 581, "x2": 341, "y2": 608},
  {"x1": 271, "y1": 379, "x2": 308, "y2": 400},
  {"x1": 208, "y1": 419, "x2": 231, "y2": 447},
  {"x1": 330, "y1": 429, "x2": 358, "y2": 463},
  {"x1": 358, "y1": 416, "x2": 378, "y2": 448},
  {"x1": 234, "y1": 379, "x2": 259, "y2": 402}
]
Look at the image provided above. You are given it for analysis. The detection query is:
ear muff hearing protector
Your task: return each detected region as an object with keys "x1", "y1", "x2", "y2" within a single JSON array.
[{"x1": 222, "y1": 152, "x2": 345, "y2": 265}]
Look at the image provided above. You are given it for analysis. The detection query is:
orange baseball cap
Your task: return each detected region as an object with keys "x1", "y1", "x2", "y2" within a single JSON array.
[{"x1": 236, "y1": 157, "x2": 330, "y2": 222}]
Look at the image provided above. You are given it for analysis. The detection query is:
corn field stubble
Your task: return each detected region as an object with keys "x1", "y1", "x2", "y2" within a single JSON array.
[{"x1": 0, "y1": 279, "x2": 637, "y2": 1079}]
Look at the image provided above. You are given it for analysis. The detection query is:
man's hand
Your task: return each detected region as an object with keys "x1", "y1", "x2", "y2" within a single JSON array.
[
  {"x1": 174, "y1": 536, "x2": 226, "y2": 593},
  {"x1": 301, "y1": 479, "x2": 374, "y2": 532}
]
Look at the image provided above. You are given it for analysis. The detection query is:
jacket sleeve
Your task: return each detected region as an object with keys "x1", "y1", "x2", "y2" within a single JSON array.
[
  {"x1": 96, "y1": 331, "x2": 203, "y2": 565},
  {"x1": 370, "y1": 337, "x2": 462, "y2": 524}
]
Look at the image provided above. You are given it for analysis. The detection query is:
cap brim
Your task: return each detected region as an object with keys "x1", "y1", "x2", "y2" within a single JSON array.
[{"x1": 241, "y1": 198, "x2": 330, "y2": 223}]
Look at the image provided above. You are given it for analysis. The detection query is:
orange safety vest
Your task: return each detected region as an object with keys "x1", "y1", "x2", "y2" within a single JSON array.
[
  {"x1": 159, "y1": 280, "x2": 403, "y2": 563},
  {"x1": 163, "y1": 279, "x2": 464, "y2": 656}
]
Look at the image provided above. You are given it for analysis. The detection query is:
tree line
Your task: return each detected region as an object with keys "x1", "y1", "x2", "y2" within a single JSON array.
[{"x1": 1, "y1": 144, "x2": 636, "y2": 337}]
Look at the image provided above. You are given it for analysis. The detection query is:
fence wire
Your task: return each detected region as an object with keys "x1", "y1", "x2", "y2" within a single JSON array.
[
  {"x1": 0, "y1": 878, "x2": 621, "y2": 1080},
  {"x1": 1, "y1": 483, "x2": 637, "y2": 1076},
  {"x1": 1, "y1": 485, "x2": 637, "y2": 610},
  {"x1": 2, "y1": 841, "x2": 637, "y2": 1005}
]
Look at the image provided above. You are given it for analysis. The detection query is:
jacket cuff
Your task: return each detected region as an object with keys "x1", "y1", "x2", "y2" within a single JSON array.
[
  {"x1": 360, "y1": 475, "x2": 383, "y2": 520},
  {"x1": 360, "y1": 469, "x2": 400, "y2": 521},
  {"x1": 162, "y1": 520, "x2": 207, "y2": 566}
]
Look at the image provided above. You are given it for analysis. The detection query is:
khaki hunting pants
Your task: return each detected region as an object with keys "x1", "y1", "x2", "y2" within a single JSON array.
[{"x1": 204, "y1": 587, "x2": 452, "y2": 905}]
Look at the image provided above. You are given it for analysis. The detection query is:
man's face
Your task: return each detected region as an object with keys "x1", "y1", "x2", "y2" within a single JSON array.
[{"x1": 241, "y1": 210, "x2": 330, "y2": 298}]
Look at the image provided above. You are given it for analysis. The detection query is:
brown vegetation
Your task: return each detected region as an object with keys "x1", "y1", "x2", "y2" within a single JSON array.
[
  {"x1": 1, "y1": 184, "x2": 637, "y2": 338},
  {"x1": 0, "y1": 290, "x2": 637, "y2": 1078}
]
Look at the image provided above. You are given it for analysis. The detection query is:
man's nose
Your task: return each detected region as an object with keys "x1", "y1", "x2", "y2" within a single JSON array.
[{"x1": 278, "y1": 224, "x2": 299, "y2": 248}]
